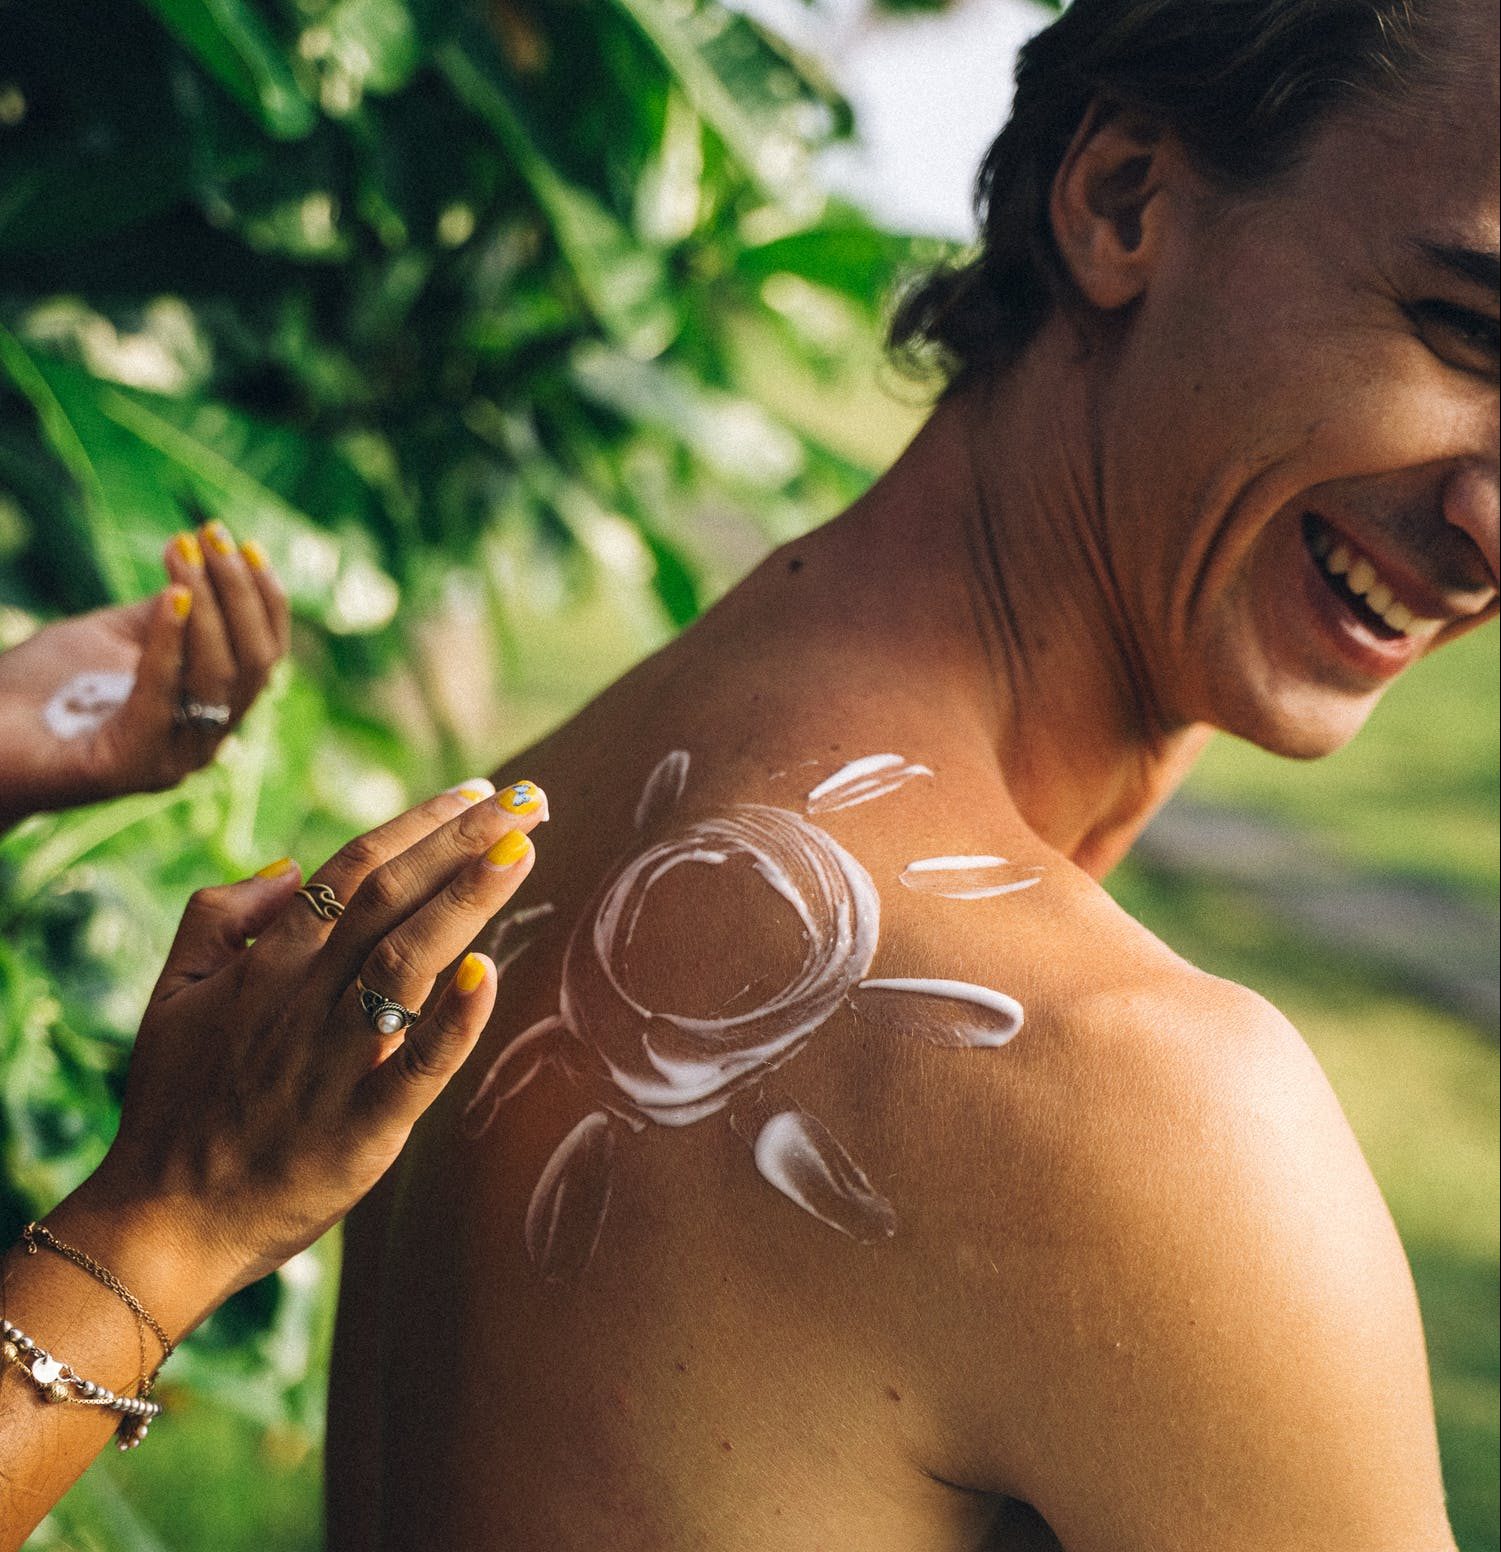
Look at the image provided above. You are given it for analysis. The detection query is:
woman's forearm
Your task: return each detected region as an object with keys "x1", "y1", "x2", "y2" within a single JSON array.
[{"x1": 0, "y1": 1187, "x2": 228, "y2": 1550}]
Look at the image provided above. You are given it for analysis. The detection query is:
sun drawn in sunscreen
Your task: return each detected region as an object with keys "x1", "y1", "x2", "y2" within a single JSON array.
[{"x1": 466, "y1": 751, "x2": 1036, "y2": 1283}]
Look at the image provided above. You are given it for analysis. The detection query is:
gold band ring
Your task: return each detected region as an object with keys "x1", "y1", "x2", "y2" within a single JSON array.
[{"x1": 295, "y1": 883, "x2": 345, "y2": 922}]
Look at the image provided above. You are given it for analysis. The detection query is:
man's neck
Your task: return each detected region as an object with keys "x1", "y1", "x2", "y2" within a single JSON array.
[{"x1": 789, "y1": 334, "x2": 1212, "y2": 878}]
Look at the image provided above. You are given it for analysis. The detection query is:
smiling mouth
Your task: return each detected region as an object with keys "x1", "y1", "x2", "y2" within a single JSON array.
[{"x1": 1300, "y1": 514, "x2": 1445, "y2": 640}]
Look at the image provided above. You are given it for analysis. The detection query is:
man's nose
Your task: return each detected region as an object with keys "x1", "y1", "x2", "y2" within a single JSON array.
[{"x1": 1443, "y1": 460, "x2": 1500, "y2": 589}]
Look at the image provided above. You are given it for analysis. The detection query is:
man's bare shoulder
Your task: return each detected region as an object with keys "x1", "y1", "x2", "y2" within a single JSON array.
[{"x1": 849, "y1": 866, "x2": 1450, "y2": 1551}]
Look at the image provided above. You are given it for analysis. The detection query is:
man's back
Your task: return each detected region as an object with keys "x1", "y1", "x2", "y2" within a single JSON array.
[
  {"x1": 325, "y1": 530, "x2": 1449, "y2": 1550},
  {"x1": 322, "y1": 0, "x2": 1501, "y2": 1528}
]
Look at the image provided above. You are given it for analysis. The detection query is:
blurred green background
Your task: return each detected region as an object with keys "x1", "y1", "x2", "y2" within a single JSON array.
[{"x1": 0, "y1": 1, "x2": 1494, "y2": 1548}]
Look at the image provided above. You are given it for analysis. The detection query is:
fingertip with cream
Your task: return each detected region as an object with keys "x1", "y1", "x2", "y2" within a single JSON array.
[
  {"x1": 202, "y1": 520, "x2": 236, "y2": 557},
  {"x1": 447, "y1": 777, "x2": 497, "y2": 805}
]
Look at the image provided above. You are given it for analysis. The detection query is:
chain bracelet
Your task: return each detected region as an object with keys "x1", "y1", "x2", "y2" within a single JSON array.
[{"x1": 22, "y1": 1223, "x2": 175, "y2": 1376}]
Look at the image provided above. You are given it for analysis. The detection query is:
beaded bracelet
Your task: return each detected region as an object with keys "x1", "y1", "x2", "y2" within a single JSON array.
[{"x1": 0, "y1": 1316, "x2": 162, "y2": 1449}]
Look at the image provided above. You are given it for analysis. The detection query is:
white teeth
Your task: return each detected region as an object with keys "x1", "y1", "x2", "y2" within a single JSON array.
[
  {"x1": 1310, "y1": 529, "x2": 1440, "y2": 637},
  {"x1": 1346, "y1": 557, "x2": 1377, "y2": 596}
]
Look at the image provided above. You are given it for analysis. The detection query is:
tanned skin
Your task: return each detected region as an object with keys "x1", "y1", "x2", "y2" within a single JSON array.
[{"x1": 328, "y1": 15, "x2": 1498, "y2": 1549}]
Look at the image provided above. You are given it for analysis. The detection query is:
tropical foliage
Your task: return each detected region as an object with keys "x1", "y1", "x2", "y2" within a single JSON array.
[
  {"x1": 1, "y1": 3, "x2": 1491, "y2": 1549},
  {"x1": 0, "y1": 0, "x2": 940, "y2": 1515}
]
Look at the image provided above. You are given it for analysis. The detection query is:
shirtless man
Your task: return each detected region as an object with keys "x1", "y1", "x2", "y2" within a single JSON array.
[{"x1": 328, "y1": 0, "x2": 1499, "y2": 1546}]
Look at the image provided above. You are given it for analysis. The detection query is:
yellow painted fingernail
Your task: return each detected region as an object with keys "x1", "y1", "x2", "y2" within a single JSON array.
[
  {"x1": 174, "y1": 531, "x2": 203, "y2": 567},
  {"x1": 241, "y1": 539, "x2": 268, "y2": 571},
  {"x1": 495, "y1": 780, "x2": 545, "y2": 818},
  {"x1": 203, "y1": 520, "x2": 235, "y2": 556},
  {"x1": 255, "y1": 856, "x2": 296, "y2": 879},
  {"x1": 168, "y1": 585, "x2": 193, "y2": 621},
  {"x1": 456, "y1": 953, "x2": 487, "y2": 994},
  {"x1": 484, "y1": 829, "x2": 532, "y2": 869}
]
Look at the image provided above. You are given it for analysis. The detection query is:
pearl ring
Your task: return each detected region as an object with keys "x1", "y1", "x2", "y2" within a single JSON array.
[{"x1": 356, "y1": 977, "x2": 421, "y2": 1037}]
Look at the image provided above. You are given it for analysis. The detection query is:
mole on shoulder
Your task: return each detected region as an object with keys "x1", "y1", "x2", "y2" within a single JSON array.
[{"x1": 787, "y1": 555, "x2": 804, "y2": 574}]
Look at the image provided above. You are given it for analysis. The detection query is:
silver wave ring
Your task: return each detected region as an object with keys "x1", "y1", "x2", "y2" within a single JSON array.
[{"x1": 295, "y1": 883, "x2": 345, "y2": 922}]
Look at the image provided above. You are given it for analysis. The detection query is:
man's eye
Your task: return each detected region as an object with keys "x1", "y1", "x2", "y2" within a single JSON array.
[{"x1": 1409, "y1": 299, "x2": 1501, "y2": 371}]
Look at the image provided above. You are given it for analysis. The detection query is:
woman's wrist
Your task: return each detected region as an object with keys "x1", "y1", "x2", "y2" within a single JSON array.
[{"x1": 35, "y1": 1178, "x2": 247, "y2": 1348}]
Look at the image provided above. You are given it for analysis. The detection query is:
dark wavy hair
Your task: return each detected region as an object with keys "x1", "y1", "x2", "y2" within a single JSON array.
[{"x1": 888, "y1": 0, "x2": 1448, "y2": 390}]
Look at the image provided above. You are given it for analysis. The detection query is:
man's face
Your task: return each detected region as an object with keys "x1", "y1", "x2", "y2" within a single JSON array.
[{"x1": 1106, "y1": 26, "x2": 1499, "y2": 759}]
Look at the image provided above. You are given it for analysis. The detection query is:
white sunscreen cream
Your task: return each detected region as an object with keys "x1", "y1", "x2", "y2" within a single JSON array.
[
  {"x1": 806, "y1": 753, "x2": 932, "y2": 814},
  {"x1": 42, "y1": 671, "x2": 134, "y2": 741},
  {"x1": 525, "y1": 1111, "x2": 616, "y2": 1284},
  {"x1": 466, "y1": 748, "x2": 1032, "y2": 1280},
  {"x1": 752, "y1": 1110, "x2": 896, "y2": 1243},
  {"x1": 900, "y1": 854, "x2": 1043, "y2": 900},
  {"x1": 484, "y1": 901, "x2": 557, "y2": 981},
  {"x1": 852, "y1": 978, "x2": 1024, "y2": 1048}
]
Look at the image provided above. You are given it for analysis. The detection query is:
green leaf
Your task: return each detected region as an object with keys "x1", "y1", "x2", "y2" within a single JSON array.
[
  {"x1": 570, "y1": 342, "x2": 803, "y2": 488},
  {"x1": 94, "y1": 390, "x2": 401, "y2": 634},
  {"x1": 0, "y1": 785, "x2": 202, "y2": 912},
  {"x1": 0, "y1": 345, "x2": 398, "y2": 631},
  {"x1": 0, "y1": 331, "x2": 162, "y2": 598},
  {"x1": 436, "y1": 35, "x2": 679, "y2": 358},
  {"x1": 639, "y1": 526, "x2": 701, "y2": 626},
  {"x1": 609, "y1": 0, "x2": 825, "y2": 194},
  {"x1": 138, "y1": 0, "x2": 317, "y2": 139},
  {"x1": 737, "y1": 218, "x2": 920, "y2": 311}
]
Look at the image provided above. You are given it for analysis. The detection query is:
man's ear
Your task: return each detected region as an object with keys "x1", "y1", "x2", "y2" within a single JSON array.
[{"x1": 1049, "y1": 101, "x2": 1175, "y2": 311}]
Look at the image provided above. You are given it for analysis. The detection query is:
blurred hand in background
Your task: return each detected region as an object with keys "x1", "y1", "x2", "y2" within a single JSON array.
[{"x1": 0, "y1": 524, "x2": 289, "y2": 831}]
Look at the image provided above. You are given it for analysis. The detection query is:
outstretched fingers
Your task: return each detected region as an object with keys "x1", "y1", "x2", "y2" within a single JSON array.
[
  {"x1": 240, "y1": 539, "x2": 291, "y2": 658},
  {"x1": 199, "y1": 521, "x2": 283, "y2": 713},
  {"x1": 355, "y1": 952, "x2": 497, "y2": 1127},
  {"x1": 255, "y1": 778, "x2": 499, "y2": 953},
  {"x1": 313, "y1": 780, "x2": 545, "y2": 1010},
  {"x1": 165, "y1": 530, "x2": 237, "y2": 734}
]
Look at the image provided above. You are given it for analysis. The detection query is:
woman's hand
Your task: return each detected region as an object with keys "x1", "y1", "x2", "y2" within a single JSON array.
[
  {"x1": 0, "y1": 524, "x2": 290, "y2": 830},
  {"x1": 46, "y1": 776, "x2": 546, "y2": 1337}
]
